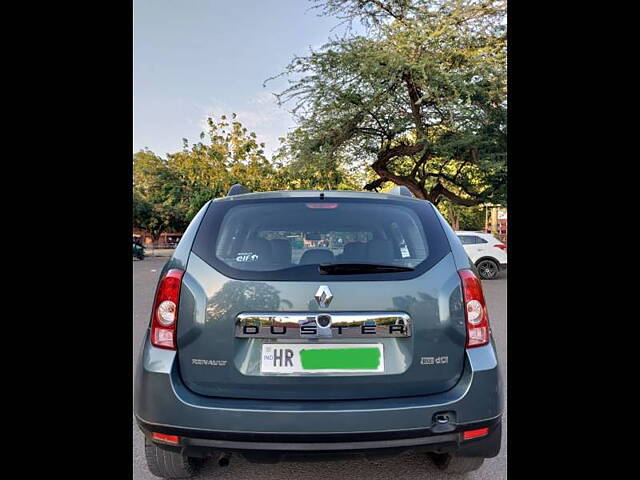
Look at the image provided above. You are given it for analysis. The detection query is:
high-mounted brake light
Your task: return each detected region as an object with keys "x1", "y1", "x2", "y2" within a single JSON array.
[
  {"x1": 458, "y1": 269, "x2": 490, "y2": 348},
  {"x1": 494, "y1": 244, "x2": 506, "y2": 250},
  {"x1": 306, "y1": 203, "x2": 338, "y2": 209},
  {"x1": 150, "y1": 269, "x2": 185, "y2": 349}
]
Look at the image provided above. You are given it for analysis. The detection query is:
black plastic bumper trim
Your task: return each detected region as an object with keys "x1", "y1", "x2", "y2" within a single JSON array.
[
  {"x1": 183, "y1": 432, "x2": 460, "y2": 451},
  {"x1": 136, "y1": 415, "x2": 501, "y2": 446}
]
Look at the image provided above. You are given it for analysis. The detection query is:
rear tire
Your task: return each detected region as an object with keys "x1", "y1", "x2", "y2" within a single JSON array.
[
  {"x1": 144, "y1": 438, "x2": 202, "y2": 479},
  {"x1": 476, "y1": 259, "x2": 499, "y2": 280},
  {"x1": 428, "y1": 453, "x2": 485, "y2": 474}
]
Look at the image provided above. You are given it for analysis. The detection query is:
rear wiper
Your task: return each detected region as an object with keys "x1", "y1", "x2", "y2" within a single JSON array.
[{"x1": 318, "y1": 263, "x2": 415, "y2": 275}]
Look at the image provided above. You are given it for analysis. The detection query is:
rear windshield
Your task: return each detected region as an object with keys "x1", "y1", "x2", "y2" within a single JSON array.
[{"x1": 192, "y1": 198, "x2": 450, "y2": 281}]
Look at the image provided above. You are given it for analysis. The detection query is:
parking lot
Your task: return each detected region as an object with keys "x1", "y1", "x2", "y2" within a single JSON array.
[{"x1": 133, "y1": 257, "x2": 506, "y2": 479}]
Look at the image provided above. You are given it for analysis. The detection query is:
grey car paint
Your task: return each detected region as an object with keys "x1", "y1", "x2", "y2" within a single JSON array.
[
  {"x1": 134, "y1": 191, "x2": 501, "y2": 452},
  {"x1": 176, "y1": 251, "x2": 466, "y2": 400},
  {"x1": 164, "y1": 200, "x2": 211, "y2": 272},
  {"x1": 135, "y1": 336, "x2": 500, "y2": 434}
]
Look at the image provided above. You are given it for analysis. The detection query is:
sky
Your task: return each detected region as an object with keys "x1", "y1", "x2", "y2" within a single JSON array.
[{"x1": 134, "y1": 0, "x2": 360, "y2": 158}]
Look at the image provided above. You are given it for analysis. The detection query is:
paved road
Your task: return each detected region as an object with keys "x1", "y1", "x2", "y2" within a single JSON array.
[{"x1": 133, "y1": 258, "x2": 506, "y2": 479}]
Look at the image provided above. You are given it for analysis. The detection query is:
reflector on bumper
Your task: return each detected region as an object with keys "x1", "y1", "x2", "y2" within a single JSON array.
[
  {"x1": 462, "y1": 427, "x2": 489, "y2": 440},
  {"x1": 152, "y1": 432, "x2": 180, "y2": 445}
]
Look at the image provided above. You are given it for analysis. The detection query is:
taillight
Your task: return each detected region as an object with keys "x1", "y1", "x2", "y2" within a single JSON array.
[
  {"x1": 150, "y1": 269, "x2": 185, "y2": 350},
  {"x1": 494, "y1": 244, "x2": 506, "y2": 250},
  {"x1": 458, "y1": 269, "x2": 490, "y2": 348}
]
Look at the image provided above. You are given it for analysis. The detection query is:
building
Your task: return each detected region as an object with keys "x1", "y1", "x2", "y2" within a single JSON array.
[
  {"x1": 485, "y1": 207, "x2": 507, "y2": 245},
  {"x1": 133, "y1": 229, "x2": 183, "y2": 248}
]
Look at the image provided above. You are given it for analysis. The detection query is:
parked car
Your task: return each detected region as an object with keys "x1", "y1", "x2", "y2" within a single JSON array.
[
  {"x1": 135, "y1": 185, "x2": 502, "y2": 478},
  {"x1": 455, "y1": 231, "x2": 507, "y2": 280},
  {"x1": 133, "y1": 242, "x2": 145, "y2": 260}
]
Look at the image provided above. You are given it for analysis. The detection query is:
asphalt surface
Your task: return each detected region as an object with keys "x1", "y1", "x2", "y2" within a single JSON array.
[{"x1": 133, "y1": 257, "x2": 506, "y2": 479}]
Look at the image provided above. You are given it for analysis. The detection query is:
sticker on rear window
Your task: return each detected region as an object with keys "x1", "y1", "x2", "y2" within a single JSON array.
[{"x1": 236, "y1": 252, "x2": 259, "y2": 262}]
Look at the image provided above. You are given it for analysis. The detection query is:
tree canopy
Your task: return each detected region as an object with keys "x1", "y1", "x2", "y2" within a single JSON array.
[
  {"x1": 133, "y1": 114, "x2": 360, "y2": 236},
  {"x1": 133, "y1": 114, "x2": 287, "y2": 236},
  {"x1": 271, "y1": 0, "x2": 506, "y2": 206},
  {"x1": 133, "y1": 0, "x2": 508, "y2": 237}
]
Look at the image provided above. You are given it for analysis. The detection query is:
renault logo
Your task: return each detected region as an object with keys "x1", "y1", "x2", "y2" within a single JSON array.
[{"x1": 314, "y1": 285, "x2": 333, "y2": 308}]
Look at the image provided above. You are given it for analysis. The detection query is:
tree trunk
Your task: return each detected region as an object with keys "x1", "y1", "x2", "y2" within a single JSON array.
[
  {"x1": 363, "y1": 145, "x2": 484, "y2": 207},
  {"x1": 447, "y1": 203, "x2": 459, "y2": 230},
  {"x1": 402, "y1": 72, "x2": 426, "y2": 139}
]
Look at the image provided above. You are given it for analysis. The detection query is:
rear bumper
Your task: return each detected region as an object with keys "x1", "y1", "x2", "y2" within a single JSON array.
[
  {"x1": 135, "y1": 332, "x2": 502, "y2": 458},
  {"x1": 138, "y1": 416, "x2": 501, "y2": 459}
]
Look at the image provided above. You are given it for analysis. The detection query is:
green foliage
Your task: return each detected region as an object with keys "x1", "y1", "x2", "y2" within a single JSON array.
[
  {"x1": 272, "y1": 0, "x2": 507, "y2": 206},
  {"x1": 133, "y1": 1, "x2": 507, "y2": 237},
  {"x1": 133, "y1": 114, "x2": 353, "y2": 235},
  {"x1": 163, "y1": 114, "x2": 288, "y2": 218},
  {"x1": 133, "y1": 152, "x2": 189, "y2": 239},
  {"x1": 436, "y1": 199, "x2": 486, "y2": 230},
  {"x1": 272, "y1": 128, "x2": 363, "y2": 190},
  {"x1": 456, "y1": 206, "x2": 485, "y2": 231}
]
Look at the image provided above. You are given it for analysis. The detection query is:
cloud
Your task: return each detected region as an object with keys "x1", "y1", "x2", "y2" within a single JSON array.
[{"x1": 198, "y1": 91, "x2": 296, "y2": 157}]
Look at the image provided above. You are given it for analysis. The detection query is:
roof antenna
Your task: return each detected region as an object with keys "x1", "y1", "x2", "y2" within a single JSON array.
[{"x1": 319, "y1": 192, "x2": 325, "y2": 199}]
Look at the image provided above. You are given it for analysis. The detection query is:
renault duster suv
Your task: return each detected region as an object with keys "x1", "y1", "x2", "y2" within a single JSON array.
[{"x1": 134, "y1": 185, "x2": 502, "y2": 478}]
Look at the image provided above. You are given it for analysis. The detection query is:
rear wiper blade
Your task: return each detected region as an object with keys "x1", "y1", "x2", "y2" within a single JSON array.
[{"x1": 318, "y1": 263, "x2": 415, "y2": 275}]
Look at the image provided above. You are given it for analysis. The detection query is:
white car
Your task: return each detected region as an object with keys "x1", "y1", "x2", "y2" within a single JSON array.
[{"x1": 455, "y1": 231, "x2": 507, "y2": 280}]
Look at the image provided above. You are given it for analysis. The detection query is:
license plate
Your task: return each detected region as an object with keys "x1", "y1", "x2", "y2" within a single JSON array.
[{"x1": 261, "y1": 343, "x2": 384, "y2": 374}]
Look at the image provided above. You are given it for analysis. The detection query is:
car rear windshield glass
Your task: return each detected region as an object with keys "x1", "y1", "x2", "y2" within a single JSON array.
[
  {"x1": 214, "y1": 201, "x2": 431, "y2": 271},
  {"x1": 192, "y1": 198, "x2": 450, "y2": 280}
]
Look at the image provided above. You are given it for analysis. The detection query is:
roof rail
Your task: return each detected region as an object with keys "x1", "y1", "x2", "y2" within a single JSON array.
[
  {"x1": 388, "y1": 186, "x2": 414, "y2": 198},
  {"x1": 227, "y1": 184, "x2": 252, "y2": 196}
]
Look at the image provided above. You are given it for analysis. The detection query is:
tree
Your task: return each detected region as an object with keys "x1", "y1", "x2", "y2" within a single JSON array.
[
  {"x1": 271, "y1": 0, "x2": 506, "y2": 206},
  {"x1": 133, "y1": 186, "x2": 188, "y2": 244},
  {"x1": 133, "y1": 114, "x2": 309, "y2": 237},
  {"x1": 436, "y1": 199, "x2": 486, "y2": 230},
  {"x1": 272, "y1": 129, "x2": 364, "y2": 190},
  {"x1": 132, "y1": 110, "x2": 386, "y2": 240},
  {"x1": 132, "y1": 191, "x2": 152, "y2": 228},
  {"x1": 133, "y1": 150, "x2": 190, "y2": 241},
  {"x1": 165, "y1": 114, "x2": 292, "y2": 215}
]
